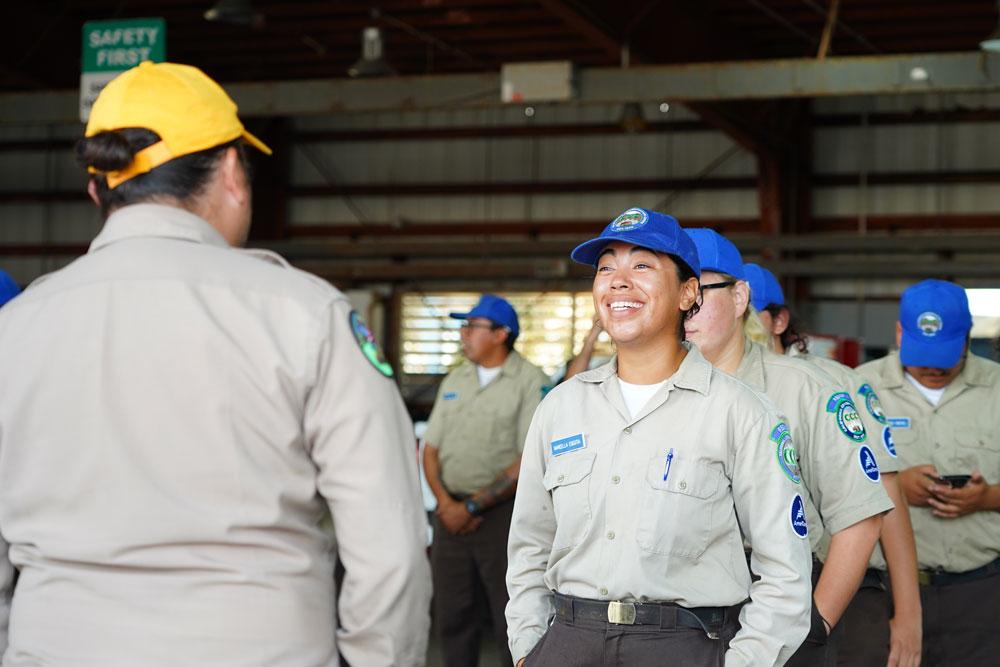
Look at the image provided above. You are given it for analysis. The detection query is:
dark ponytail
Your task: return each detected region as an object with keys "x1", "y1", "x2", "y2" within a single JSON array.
[{"x1": 75, "y1": 128, "x2": 251, "y2": 217}]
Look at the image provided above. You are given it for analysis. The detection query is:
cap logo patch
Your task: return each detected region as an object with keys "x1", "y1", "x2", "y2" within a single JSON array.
[
  {"x1": 859, "y1": 445, "x2": 881, "y2": 482},
  {"x1": 350, "y1": 310, "x2": 394, "y2": 378},
  {"x1": 770, "y1": 422, "x2": 801, "y2": 484},
  {"x1": 826, "y1": 392, "x2": 867, "y2": 443},
  {"x1": 858, "y1": 383, "x2": 888, "y2": 425},
  {"x1": 917, "y1": 311, "x2": 943, "y2": 337},
  {"x1": 881, "y1": 426, "x2": 897, "y2": 458},
  {"x1": 790, "y1": 494, "x2": 808, "y2": 539},
  {"x1": 609, "y1": 208, "x2": 649, "y2": 232}
]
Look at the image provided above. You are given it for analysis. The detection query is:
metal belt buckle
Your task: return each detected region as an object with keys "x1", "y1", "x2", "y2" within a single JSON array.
[
  {"x1": 607, "y1": 600, "x2": 637, "y2": 625},
  {"x1": 917, "y1": 570, "x2": 932, "y2": 587}
]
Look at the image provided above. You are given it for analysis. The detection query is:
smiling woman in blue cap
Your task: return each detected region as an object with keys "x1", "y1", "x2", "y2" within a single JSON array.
[{"x1": 505, "y1": 207, "x2": 812, "y2": 666}]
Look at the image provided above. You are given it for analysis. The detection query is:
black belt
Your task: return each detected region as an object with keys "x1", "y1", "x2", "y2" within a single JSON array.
[
  {"x1": 553, "y1": 593, "x2": 734, "y2": 638},
  {"x1": 918, "y1": 557, "x2": 1000, "y2": 587}
]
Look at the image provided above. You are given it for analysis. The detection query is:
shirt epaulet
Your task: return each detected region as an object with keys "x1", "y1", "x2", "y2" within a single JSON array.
[{"x1": 238, "y1": 248, "x2": 291, "y2": 268}]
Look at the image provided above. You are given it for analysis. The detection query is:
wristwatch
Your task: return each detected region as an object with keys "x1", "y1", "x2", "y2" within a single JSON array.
[{"x1": 464, "y1": 498, "x2": 482, "y2": 516}]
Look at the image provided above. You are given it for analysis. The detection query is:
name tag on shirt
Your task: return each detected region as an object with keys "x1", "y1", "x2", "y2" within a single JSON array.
[
  {"x1": 551, "y1": 433, "x2": 586, "y2": 456},
  {"x1": 888, "y1": 417, "x2": 911, "y2": 429},
  {"x1": 443, "y1": 392, "x2": 459, "y2": 401}
]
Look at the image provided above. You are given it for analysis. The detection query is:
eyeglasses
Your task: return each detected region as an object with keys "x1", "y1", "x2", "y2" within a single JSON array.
[
  {"x1": 699, "y1": 280, "x2": 736, "y2": 293},
  {"x1": 460, "y1": 321, "x2": 496, "y2": 331}
]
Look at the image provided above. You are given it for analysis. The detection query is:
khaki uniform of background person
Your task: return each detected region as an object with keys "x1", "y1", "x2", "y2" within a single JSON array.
[
  {"x1": 747, "y1": 263, "x2": 921, "y2": 667},
  {"x1": 0, "y1": 61, "x2": 431, "y2": 666},
  {"x1": 858, "y1": 279, "x2": 1000, "y2": 667},
  {"x1": 506, "y1": 208, "x2": 812, "y2": 667},
  {"x1": 683, "y1": 229, "x2": 892, "y2": 667},
  {"x1": 422, "y1": 294, "x2": 549, "y2": 667}
]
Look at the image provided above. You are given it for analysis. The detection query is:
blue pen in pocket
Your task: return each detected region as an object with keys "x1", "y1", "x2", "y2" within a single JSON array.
[{"x1": 662, "y1": 448, "x2": 674, "y2": 481}]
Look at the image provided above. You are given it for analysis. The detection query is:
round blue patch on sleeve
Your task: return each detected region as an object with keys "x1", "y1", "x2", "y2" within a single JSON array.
[
  {"x1": 859, "y1": 445, "x2": 881, "y2": 482},
  {"x1": 790, "y1": 494, "x2": 808, "y2": 539},
  {"x1": 881, "y1": 426, "x2": 897, "y2": 458}
]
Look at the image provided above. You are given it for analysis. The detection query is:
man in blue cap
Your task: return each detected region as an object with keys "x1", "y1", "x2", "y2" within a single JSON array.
[
  {"x1": 507, "y1": 208, "x2": 811, "y2": 666},
  {"x1": 0, "y1": 270, "x2": 20, "y2": 309},
  {"x1": 858, "y1": 279, "x2": 1000, "y2": 666},
  {"x1": 423, "y1": 293, "x2": 550, "y2": 667}
]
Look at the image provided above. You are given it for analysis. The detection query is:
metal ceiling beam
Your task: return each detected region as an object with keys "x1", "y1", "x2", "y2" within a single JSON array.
[{"x1": 7, "y1": 52, "x2": 1000, "y2": 125}]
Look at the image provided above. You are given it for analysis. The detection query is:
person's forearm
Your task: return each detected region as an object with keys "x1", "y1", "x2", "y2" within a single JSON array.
[
  {"x1": 471, "y1": 458, "x2": 521, "y2": 511},
  {"x1": 422, "y1": 443, "x2": 453, "y2": 505},
  {"x1": 880, "y1": 474, "x2": 922, "y2": 618},
  {"x1": 984, "y1": 484, "x2": 1000, "y2": 511},
  {"x1": 815, "y1": 514, "x2": 882, "y2": 628}
]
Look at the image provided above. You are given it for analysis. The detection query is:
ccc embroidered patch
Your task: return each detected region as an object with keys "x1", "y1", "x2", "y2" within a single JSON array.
[
  {"x1": 858, "y1": 384, "x2": 888, "y2": 425},
  {"x1": 826, "y1": 392, "x2": 867, "y2": 443},
  {"x1": 770, "y1": 422, "x2": 801, "y2": 484},
  {"x1": 350, "y1": 310, "x2": 393, "y2": 378}
]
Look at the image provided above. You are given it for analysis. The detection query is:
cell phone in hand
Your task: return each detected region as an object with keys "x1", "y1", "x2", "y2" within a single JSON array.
[{"x1": 925, "y1": 473, "x2": 972, "y2": 488}]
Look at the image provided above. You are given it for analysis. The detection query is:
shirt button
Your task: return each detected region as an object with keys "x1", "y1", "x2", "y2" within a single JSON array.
[
  {"x1": 557, "y1": 474, "x2": 565, "y2": 482},
  {"x1": 679, "y1": 481, "x2": 687, "y2": 490},
  {"x1": 611, "y1": 475, "x2": 621, "y2": 484},
  {"x1": 600, "y1": 587, "x2": 609, "y2": 596},
  {"x1": 624, "y1": 427, "x2": 632, "y2": 434},
  {"x1": 607, "y1": 530, "x2": 615, "y2": 540}
]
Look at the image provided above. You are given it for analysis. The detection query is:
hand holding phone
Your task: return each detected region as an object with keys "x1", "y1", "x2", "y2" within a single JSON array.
[{"x1": 925, "y1": 473, "x2": 972, "y2": 488}]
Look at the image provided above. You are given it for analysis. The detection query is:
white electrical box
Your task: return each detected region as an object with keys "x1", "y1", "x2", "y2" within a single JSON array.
[{"x1": 500, "y1": 61, "x2": 575, "y2": 103}]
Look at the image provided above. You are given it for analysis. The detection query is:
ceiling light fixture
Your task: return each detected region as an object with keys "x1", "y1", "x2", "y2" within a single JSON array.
[
  {"x1": 348, "y1": 25, "x2": 397, "y2": 78},
  {"x1": 204, "y1": 0, "x2": 264, "y2": 28}
]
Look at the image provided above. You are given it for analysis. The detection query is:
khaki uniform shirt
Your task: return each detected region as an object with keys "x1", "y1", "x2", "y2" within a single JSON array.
[
  {"x1": 506, "y1": 345, "x2": 812, "y2": 667},
  {"x1": 0, "y1": 204, "x2": 431, "y2": 666},
  {"x1": 737, "y1": 341, "x2": 893, "y2": 556},
  {"x1": 795, "y1": 353, "x2": 901, "y2": 569},
  {"x1": 857, "y1": 351, "x2": 1000, "y2": 573},
  {"x1": 425, "y1": 351, "x2": 549, "y2": 495}
]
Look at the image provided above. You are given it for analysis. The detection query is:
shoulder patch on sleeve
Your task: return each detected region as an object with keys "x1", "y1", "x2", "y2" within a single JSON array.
[
  {"x1": 239, "y1": 247, "x2": 291, "y2": 268},
  {"x1": 857, "y1": 383, "x2": 889, "y2": 425},
  {"x1": 769, "y1": 422, "x2": 801, "y2": 484},
  {"x1": 790, "y1": 494, "x2": 808, "y2": 539},
  {"x1": 826, "y1": 391, "x2": 867, "y2": 443},
  {"x1": 349, "y1": 310, "x2": 393, "y2": 378}
]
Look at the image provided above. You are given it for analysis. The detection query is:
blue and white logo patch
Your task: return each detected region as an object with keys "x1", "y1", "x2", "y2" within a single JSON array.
[
  {"x1": 881, "y1": 426, "x2": 897, "y2": 458},
  {"x1": 790, "y1": 494, "x2": 808, "y2": 539},
  {"x1": 551, "y1": 433, "x2": 586, "y2": 457},
  {"x1": 858, "y1": 384, "x2": 888, "y2": 425},
  {"x1": 609, "y1": 208, "x2": 649, "y2": 232},
  {"x1": 859, "y1": 446, "x2": 881, "y2": 482},
  {"x1": 917, "y1": 311, "x2": 943, "y2": 337},
  {"x1": 443, "y1": 391, "x2": 459, "y2": 401},
  {"x1": 888, "y1": 417, "x2": 911, "y2": 429},
  {"x1": 826, "y1": 392, "x2": 867, "y2": 443}
]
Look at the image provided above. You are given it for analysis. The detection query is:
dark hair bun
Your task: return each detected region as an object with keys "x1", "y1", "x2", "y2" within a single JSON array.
[{"x1": 76, "y1": 131, "x2": 135, "y2": 172}]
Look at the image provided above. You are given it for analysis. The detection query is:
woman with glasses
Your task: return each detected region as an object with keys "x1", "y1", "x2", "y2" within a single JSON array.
[
  {"x1": 683, "y1": 228, "x2": 893, "y2": 666},
  {"x1": 506, "y1": 207, "x2": 812, "y2": 666}
]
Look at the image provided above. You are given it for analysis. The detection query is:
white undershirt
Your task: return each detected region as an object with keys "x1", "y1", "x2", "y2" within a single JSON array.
[
  {"x1": 477, "y1": 365, "x2": 502, "y2": 388},
  {"x1": 618, "y1": 379, "x2": 667, "y2": 418},
  {"x1": 905, "y1": 372, "x2": 946, "y2": 407}
]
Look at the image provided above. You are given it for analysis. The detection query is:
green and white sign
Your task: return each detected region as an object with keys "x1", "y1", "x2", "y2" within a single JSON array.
[{"x1": 80, "y1": 17, "x2": 166, "y2": 122}]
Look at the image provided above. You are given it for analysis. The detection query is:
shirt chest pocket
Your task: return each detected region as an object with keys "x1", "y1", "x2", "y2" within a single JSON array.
[
  {"x1": 635, "y1": 455, "x2": 725, "y2": 558},
  {"x1": 543, "y1": 452, "x2": 596, "y2": 551},
  {"x1": 951, "y1": 430, "x2": 1000, "y2": 476}
]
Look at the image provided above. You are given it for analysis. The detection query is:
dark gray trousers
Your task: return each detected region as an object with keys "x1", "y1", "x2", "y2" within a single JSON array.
[
  {"x1": 837, "y1": 578, "x2": 890, "y2": 666},
  {"x1": 920, "y1": 570, "x2": 1000, "y2": 666},
  {"x1": 431, "y1": 500, "x2": 515, "y2": 667},
  {"x1": 521, "y1": 605, "x2": 738, "y2": 666}
]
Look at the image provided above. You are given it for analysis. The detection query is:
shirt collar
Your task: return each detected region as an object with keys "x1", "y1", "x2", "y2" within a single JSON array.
[
  {"x1": 735, "y1": 337, "x2": 767, "y2": 393},
  {"x1": 883, "y1": 349, "x2": 990, "y2": 389},
  {"x1": 574, "y1": 342, "x2": 712, "y2": 396},
  {"x1": 89, "y1": 203, "x2": 230, "y2": 253}
]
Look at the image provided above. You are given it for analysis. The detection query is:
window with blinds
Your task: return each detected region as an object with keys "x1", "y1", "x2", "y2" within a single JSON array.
[{"x1": 399, "y1": 292, "x2": 615, "y2": 378}]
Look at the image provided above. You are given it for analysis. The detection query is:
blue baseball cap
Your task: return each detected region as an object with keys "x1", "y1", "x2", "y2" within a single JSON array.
[
  {"x1": 450, "y1": 294, "x2": 519, "y2": 338},
  {"x1": 899, "y1": 279, "x2": 972, "y2": 368},
  {"x1": 570, "y1": 207, "x2": 701, "y2": 277},
  {"x1": 744, "y1": 263, "x2": 785, "y2": 311},
  {"x1": 684, "y1": 228, "x2": 745, "y2": 280},
  {"x1": 0, "y1": 269, "x2": 20, "y2": 308}
]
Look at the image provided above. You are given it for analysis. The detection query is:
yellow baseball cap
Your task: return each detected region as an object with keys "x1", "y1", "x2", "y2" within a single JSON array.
[{"x1": 85, "y1": 61, "x2": 271, "y2": 189}]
